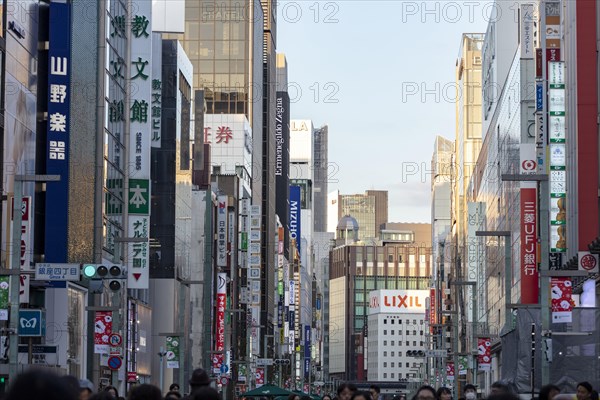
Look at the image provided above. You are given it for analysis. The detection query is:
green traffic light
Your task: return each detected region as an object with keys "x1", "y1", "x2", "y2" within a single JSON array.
[{"x1": 83, "y1": 265, "x2": 96, "y2": 278}]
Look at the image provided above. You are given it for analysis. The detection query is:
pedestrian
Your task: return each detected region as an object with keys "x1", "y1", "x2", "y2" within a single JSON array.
[
  {"x1": 170, "y1": 383, "x2": 181, "y2": 393},
  {"x1": 289, "y1": 394, "x2": 301, "y2": 400},
  {"x1": 105, "y1": 385, "x2": 120, "y2": 398},
  {"x1": 351, "y1": 391, "x2": 373, "y2": 400},
  {"x1": 5, "y1": 369, "x2": 77, "y2": 400},
  {"x1": 463, "y1": 384, "x2": 477, "y2": 400},
  {"x1": 128, "y1": 384, "x2": 162, "y2": 400},
  {"x1": 337, "y1": 383, "x2": 358, "y2": 400},
  {"x1": 323, "y1": 395, "x2": 333, "y2": 400},
  {"x1": 437, "y1": 387, "x2": 452, "y2": 400},
  {"x1": 577, "y1": 382, "x2": 596, "y2": 400},
  {"x1": 188, "y1": 368, "x2": 212, "y2": 394},
  {"x1": 189, "y1": 385, "x2": 221, "y2": 400},
  {"x1": 412, "y1": 385, "x2": 436, "y2": 400},
  {"x1": 539, "y1": 384, "x2": 561, "y2": 400},
  {"x1": 80, "y1": 378, "x2": 96, "y2": 400},
  {"x1": 490, "y1": 382, "x2": 512, "y2": 396},
  {"x1": 370, "y1": 385, "x2": 381, "y2": 400},
  {"x1": 165, "y1": 390, "x2": 182, "y2": 400}
]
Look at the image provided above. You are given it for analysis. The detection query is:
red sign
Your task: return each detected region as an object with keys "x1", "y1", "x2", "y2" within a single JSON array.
[
  {"x1": 446, "y1": 362, "x2": 455, "y2": 380},
  {"x1": 429, "y1": 288, "x2": 436, "y2": 333},
  {"x1": 204, "y1": 126, "x2": 233, "y2": 144},
  {"x1": 551, "y1": 277, "x2": 574, "y2": 323},
  {"x1": 520, "y1": 188, "x2": 539, "y2": 304},
  {"x1": 94, "y1": 311, "x2": 113, "y2": 354},
  {"x1": 580, "y1": 254, "x2": 598, "y2": 271},
  {"x1": 213, "y1": 273, "x2": 227, "y2": 372},
  {"x1": 477, "y1": 338, "x2": 491, "y2": 371},
  {"x1": 255, "y1": 368, "x2": 265, "y2": 387},
  {"x1": 127, "y1": 372, "x2": 138, "y2": 383},
  {"x1": 536, "y1": 48, "x2": 543, "y2": 77}
]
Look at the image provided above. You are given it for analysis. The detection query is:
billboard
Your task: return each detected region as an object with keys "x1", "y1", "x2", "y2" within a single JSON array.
[
  {"x1": 213, "y1": 273, "x2": 227, "y2": 372},
  {"x1": 289, "y1": 186, "x2": 301, "y2": 253},
  {"x1": 45, "y1": 2, "x2": 72, "y2": 262},
  {"x1": 368, "y1": 290, "x2": 429, "y2": 314},
  {"x1": 204, "y1": 114, "x2": 253, "y2": 178},
  {"x1": 520, "y1": 188, "x2": 539, "y2": 304}
]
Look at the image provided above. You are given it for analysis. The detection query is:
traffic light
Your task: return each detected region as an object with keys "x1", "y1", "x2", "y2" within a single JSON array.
[
  {"x1": 274, "y1": 359, "x2": 291, "y2": 365},
  {"x1": 81, "y1": 264, "x2": 126, "y2": 291},
  {"x1": 406, "y1": 350, "x2": 425, "y2": 357}
]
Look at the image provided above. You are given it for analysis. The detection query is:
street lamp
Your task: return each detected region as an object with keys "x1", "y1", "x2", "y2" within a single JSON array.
[{"x1": 6, "y1": 174, "x2": 60, "y2": 383}]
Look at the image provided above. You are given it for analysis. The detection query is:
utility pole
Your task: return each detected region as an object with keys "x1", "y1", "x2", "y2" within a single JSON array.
[{"x1": 7, "y1": 175, "x2": 60, "y2": 384}]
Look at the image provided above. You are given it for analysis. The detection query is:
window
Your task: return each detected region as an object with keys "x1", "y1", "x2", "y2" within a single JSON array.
[
  {"x1": 399, "y1": 320, "x2": 403, "y2": 324},
  {"x1": 384, "y1": 330, "x2": 387, "y2": 335},
  {"x1": 406, "y1": 362, "x2": 409, "y2": 367},
  {"x1": 383, "y1": 373, "x2": 387, "y2": 378},
  {"x1": 391, "y1": 319, "x2": 395, "y2": 324},
  {"x1": 413, "y1": 319, "x2": 417, "y2": 324},
  {"x1": 391, "y1": 341, "x2": 394, "y2": 346},
  {"x1": 399, "y1": 351, "x2": 403, "y2": 356},
  {"x1": 391, "y1": 351, "x2": 395, "y2": 356},
  {"x1": 420, "y1": 341, "x2": 424, "y2": 346},
  {"x1": 391, "y1": 330, "x2": 394, "y2": 335},
  {"x1": 413, "y1": 330, "x2": 417, "y2": 335},
  {"x1": 391, "y1": 362, "x2": 395, "y2": 367},
  {"x1": 384, "y1": 341, "x2": 387, "y2": 346},
  {"x1": 383, "y1": 351, "x2": 387, "y2": 356},
  {"x1": 391, "y1": 373, "x2": 395, "y2": 378},
  {"x1": 384, "y1": 319, "x2": 387, "y2": 325},
  {"x1": 420, "y1": 320, "x2": 424, "y2": 325},
  {"x1": 399, "y1": 373, "x2": 403, "y2": 379},
  {"x1": 413, "y1": 341, "x2": 417, "y2": 346},
  {"x1": 420, "y1": 331, "x2": 424, "y2": 335},
  {"x1": 383, "y1": 362, "x2": 387, "y2": 367},
  {"x1": 406, "y1": 341, "x2": 409, "y2": 346}
]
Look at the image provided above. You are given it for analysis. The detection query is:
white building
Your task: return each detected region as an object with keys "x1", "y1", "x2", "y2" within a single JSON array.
[{"x1": 367, "y1": 290, "x2": 429, "y2": 382}]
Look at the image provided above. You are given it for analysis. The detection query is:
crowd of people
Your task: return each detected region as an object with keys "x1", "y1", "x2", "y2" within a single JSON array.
[
  {"x1": 1, "y1": 368, "x2": 598, "y2": 400},
  {"x1": 0, "y1": 367, "x2": 220, "y2": 400},
  {"x1": 315, "y1": 381, "x2": 599, "y2": 400}
]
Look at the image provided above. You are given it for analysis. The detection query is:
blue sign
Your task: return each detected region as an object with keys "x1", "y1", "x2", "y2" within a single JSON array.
[
  {"x1": 289, "y1": 186, "x2": 301, "y2": 254},
  {"x1": 316, "y1": 297, "x2": 321, "y2": 310},
  {"x1": 304, "y1": 325, "x2": 311, "y2": 379},
  {"x1": 18, "y1": 310, "x2": 45, "y2": 337},
  {"x1": 536, "y1": 82, "x2": 543, "y2": 111},
  {"x1": 108, "y1": 355, "x2": 122, "y2": 371},
  {"x1": 45, "y1": 2, "x2": 72, "y2": 262}
]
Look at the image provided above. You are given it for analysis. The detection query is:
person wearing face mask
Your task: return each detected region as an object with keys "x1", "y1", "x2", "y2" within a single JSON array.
[{"x1": 464, "y1": 384, "x2": 477, "y2": 400}]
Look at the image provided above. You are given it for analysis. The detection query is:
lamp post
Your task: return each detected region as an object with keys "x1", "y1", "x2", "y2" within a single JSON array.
[{"x1": 6, "y1": 174, "x2": 60, "y2": 384}]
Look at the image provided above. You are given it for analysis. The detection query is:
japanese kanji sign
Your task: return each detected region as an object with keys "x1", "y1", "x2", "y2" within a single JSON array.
[
  {"x1": 128, "y1": 179, "x2": 150, "y2": 214},
  {"x1": 520, "y1": 187, "x2": 539, "y2": 304},
  {"x1": 127, "y1": 216, "x2": 149, "y2": 289},
  {"x1": 217, "y1": 196, "x2": 228, "y2": 267},
  {"x1": 45, "y1": 2, "x2": 71, "y2": 262},
  {"x1": 151, "y1": 38, "x2": 162, "y2": 148},
  {"x1": 35, "y1": 263, "x2": 80, "y2": 281}
]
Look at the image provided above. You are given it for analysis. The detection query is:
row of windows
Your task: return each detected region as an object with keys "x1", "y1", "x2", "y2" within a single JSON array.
[
  {"x1": 381, "y1": 341, "x2": 424, "y2": 347},
  {"x1": 384, "y1": 319, "x2": 423, "y2": 325},
  {"x1": 378, "y1": 351, "x2": 424, "y2": 358},
  {"x1": 382, "y1": 362, "x2": 420, "y2": 368},
  {"x1": 382, "y1": 330, "x2": 424, "y2": 336}
]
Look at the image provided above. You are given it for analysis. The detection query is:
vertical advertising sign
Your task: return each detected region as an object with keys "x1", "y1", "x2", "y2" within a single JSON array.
[
  {"x1": 214, "y1": 273, "x2": 227, "y2": 373},
  {"x1": 551, "y1": 278, "x2": 573, "y2": 323},
  {"x1": 446, "y1": 362, "x2": 455, "y2": 380},
  {"x1": 94, "y1": 312, "x2": 113, "y2": 354},
  {"x1": 217, "y1": 196, "x2": 228, "y2": 267},
  {"x1": 477, "y1": 338, "x2": 491, "y2": 371},
  {"x1": 151, "y1": 34, "x2": 162, "y2": 148},
  {"x1": 520, "y1": 4, "x2": 535, "y2": 59},
  {"x1": 45, "y1": 2, "x2": 71, "y2": 262},
  {"x1": 289, "y1": 186, "x2": 301, "y2": 253},
  {"x1": 548, "y1": 62, "x2": 566, "y2": 253},
  {"x1": 127, "y1": 0, "x2": 152, "y2": 289},
  {"x1": 520, "y1": 188, "x2": 539, "y2": 304},
  {"x1": 429, "y1": 288, "x2": 436, "y2": 333},
  {"x1": 0, "y1": 277, "x2": 8, "y2": 320},
  {"x1": 166, "y1": 336, "x2": 180, "y2": 368},
  {"x1": 466, "y1": 202, "x2": 484, "y2": 321},
  {"x1": 304, "y1": 325, "x2": 311, "y2": 379},
  {"x1": 10, "y1": 197, "x2": 32, "y2": 271},
  {"x1": 255, "y1": 367, "x2": 265, "y2": 387}
]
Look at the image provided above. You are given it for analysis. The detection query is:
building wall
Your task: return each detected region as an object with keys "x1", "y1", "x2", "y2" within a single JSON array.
[{"x1": 314, "y1": 126, "x2": 329, "y2": 232}]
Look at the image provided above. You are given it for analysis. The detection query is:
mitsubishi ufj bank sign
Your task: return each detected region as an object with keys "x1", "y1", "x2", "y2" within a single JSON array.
[{"x1": 368, "y1": 290, "x2": 429, "y2": 314}]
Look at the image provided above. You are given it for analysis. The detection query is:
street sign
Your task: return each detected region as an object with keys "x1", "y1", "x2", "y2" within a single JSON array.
[
  {"x1": 127, "y1": 372, "x2": 138, "y2": 383},
  {"x1": 220, "y1": 376, "x2": 229, "y2": 386},
  {"x1": 35, "y1": 263, "x2": 80, "y2": 281},
  {"x1": 425, "y1": 350, "x2": 447, "y2": 357},
  {"x1": 107, "y1": 355, "x2": 122, "y2": 371},
  {"x1": 109, "y1": 333, "x2": 123, "y2": 346},
  {"x1": 256, "y1": 358, "x2": 273, "y2": 366},
  {"x1": 18, "y1": 310, "x2": 45, "y2": 337}
]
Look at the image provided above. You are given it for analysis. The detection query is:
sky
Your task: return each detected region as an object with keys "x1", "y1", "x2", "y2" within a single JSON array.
[{"x1": 278, "y1": 1, "x2": 491, "y2": 223}]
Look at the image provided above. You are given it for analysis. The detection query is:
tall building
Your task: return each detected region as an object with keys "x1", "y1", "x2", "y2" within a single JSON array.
[
  {"x1": 431, "y1": 136, "x2": 453, "y2": 276},
  {"x1": 329, "y1": 219, "x2": 431, "y2": 381},
  {"x1": 367, "y1": 289, "x2": 429, "y2": 382},
  {"x1": 313, "y1": 125, "x2": 329, "y2": 232},
  {"x1": 330, "y1": 191, "x2": 388, "y2": 243}
]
